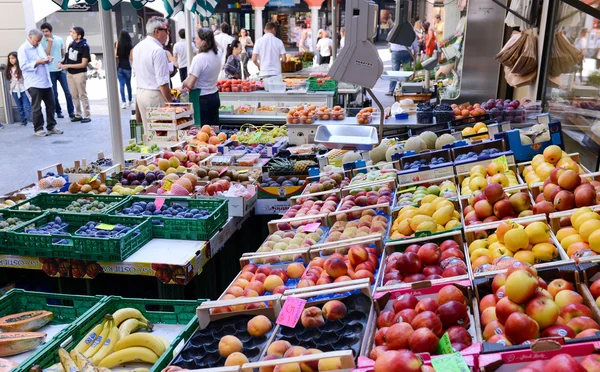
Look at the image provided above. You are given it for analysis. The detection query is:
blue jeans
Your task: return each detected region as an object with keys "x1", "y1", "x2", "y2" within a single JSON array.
[
  {"x1": 50, "y1": 71, "x2": 74, "y2": 116},
  {"x1": 12, "y1": 92, "x2": 32, "y2": 124},
  {"x1": 117, "y1": 68, "x2": 132, "y2": 103},
  {"x1": 389, "y1": 50, "x2": 413, "y2": 93}
]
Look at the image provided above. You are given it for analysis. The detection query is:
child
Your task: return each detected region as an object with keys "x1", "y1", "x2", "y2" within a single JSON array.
[
  {"x1": 6, "y1": 52, "x2": 31, "y2": 126},
  {"x1": 224, "y1": 40, "x2": 243, "y2": 79}
]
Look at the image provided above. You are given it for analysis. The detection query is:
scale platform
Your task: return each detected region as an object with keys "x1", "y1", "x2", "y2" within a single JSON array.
[
  {"x1": 315, "y1": 124, "x2": 378, "y2": 151},
  {"x1": 380, "y1": 71, "x2": 414, "y2": 81}
]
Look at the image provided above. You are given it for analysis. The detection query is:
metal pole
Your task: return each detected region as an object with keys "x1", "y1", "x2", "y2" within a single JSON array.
[
  {"x1": 185, "y1": 8, "x2": 194, "y2": 69},
  {"x1": 310, "y1": 6, "x2": 319, "y2": 53},
  {"x1": 99, "y1": 7, "x2": 124, "y2": 166},
  {"x1": 332, "y1": 0, "x2": 337, "y2": 60}
]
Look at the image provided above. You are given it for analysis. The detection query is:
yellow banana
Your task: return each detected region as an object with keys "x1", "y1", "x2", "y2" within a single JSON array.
[
  {"x1": 131, "y1": 369, "x2": 149, "y2": 372},
  {"x1": 114, "y1": 333, "x2": 165, "y2": 356},
  {"x1": 81, "y1": 363, "x2": 95, "y2": 372},
  {"x1": 156, "y1": 336, "x2": 170, "y2": 350},
  {"x1": 70, "y1": 350, "x2": 92, "y2": 370},
  {"x1": 90, "y1": 319, "x2": 120, "y2": 365},
  {"x1": 45, "y1": 362, "x2": 65, "y2": 372},
  {"x1": 97, "y1": 368, "x2": 111, "y2": 372},
  {"x1": 74, "y1": 317, "x2": 108, "y2": 353},
  {"x1": 112, "y1": 308, "x2": 149, "y2": 326},
  {"x1": 58, "y1": 348, "x2": 78, "y2": 372},
  {"x1": 97, "y1": 346, "x2": 159, "y2": 368},
  {"x1": 84, "y1": 316, "x2": 112, "y2": 358},
  {"x1": 118, "y1": 318, "x2": 153, "y2": 339}
]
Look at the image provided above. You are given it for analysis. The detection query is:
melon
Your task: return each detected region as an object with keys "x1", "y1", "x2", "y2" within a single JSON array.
[
  {"x1": 0, "y1": 332, "x2": 46, "y2": 356},
  {"x1": 404, "y1": 137, "x2": 427, "y2": 153},
  {"x1": 419, "y1": 131, "x2": 438, "y2": 149},
  {"x1": 533, "y1": 131, "x2": 550, "y2": 143},
  {"x1": 369, "y1": 139, "x2": 391, "y2": 164},
  {"x1": 520, "y1": 134, "x2": 533, "y2": 145},
  {"x1": 342, "y1": 151, "x2": 362, "y2": 165},
  {"x1": 0, "y1": 311, "x2": 53, "y2": 332},
  {"x1": 435, "y1": 133, "x2": 455, "y2": 150},
  {"x1": 385, "y1": 144, "x2": 403, "y2": 162}
]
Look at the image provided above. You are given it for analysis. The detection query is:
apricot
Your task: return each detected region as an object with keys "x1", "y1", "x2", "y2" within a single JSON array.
[
  {"x1": 247, "y1": 315, "x2": 272, "y2": 337},
  {"x1": 273, "y1": 364, "x2": 301, "y2": 372},
  {"x1": 299, "y1": 348, "x2": 323, "y2": 372},
  {"x1": 322, "y1": 300, "x2": 348, "y2": 321},
  {"x1": 301, "y1": 306, "x2": 325, "y2": 328},
  {"x1": 287, "y1": 262, "x2": 305, "y2": 279},
  {"x1": 267, "y1": 340, "x2": 292, "y2": 357},
  {"x1": 324, "y1": 257, "x2": 348, "y2": 278},
  {"x1": 259, "y1": 355, "x2": 281, "y2": 372},
  {"x1": 219, "y1": 335, "x2": 243, "y2": 357},
  {"x1": 246, "y1": 281, "x2": 266, "y2": 295},
  {"x1": 225, "y1": 352, "x2": 249, "y2": 368},
  {"x1": 283, "y1": 346, "x2": 306, "y2": 358},
  {"x1": 318, "y1": 357, "x2": 343, "y2": 371}
]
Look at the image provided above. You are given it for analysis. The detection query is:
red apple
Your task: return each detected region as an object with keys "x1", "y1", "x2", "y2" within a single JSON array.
[
  {"x1": 393, "y1": 294, "x2": 419, "y2": 312},
  {"x1": 394, "y1": 308, "x2": 417, "y2": 325},
  {"x1": 589, "y1": 279, "x2": 600, "y2": 298},
  {"x1": 543, "y1": 354, "x2": 586, "y2": 372},
  {"x1": 437, "y1": 300, "x2": 469, "y2": 328},
  {"x1": 493, "y1": 200, "x2": 514, "y2": 219},
  {"x1": 377, "y1": 310, "x2": 396, "y2": 329},
  {"x1": 484, "y1": 183, "x2": 505, "y2": 204},
  {"x1": 410, "y1": 311, "x2": 443, "y2": 337},
  {"x1": 505, "y1": 269, "x2": 538, "y2": 304},
  {"x1": 496, "y1": 297, "x2": 525, "y2": 324},
  {"x1": 560, "y1": 303, "x2": 593, "y2": 322},
  {"x1": 446, "y1": 325, "x2": 472, "y2": 346},
  {"x1": 525, "y1": 296, "x2": 560, "y2": 330},
  {"x1": 408, "y1": 328, "x2": 439, "y2": 354},
  {"x1": 396, "y1": 252, "x2": 422, "y2": 274},
  {"x1": 417, "y1": 243, "x2": 441, "y2": 265},
  {"x1": 492, "y1": 273, "x2": 506, "y2": 294},
  {"x1": 385, "y1": 322, "x2": 414, "y2": 350},
  {"x1": 438, "y1": 285, "x2": 466, "y2": 305},
  {"x1": 540, "y1": 324, "x2": 576, "y2": 339},
  {"x1": 373, "y1": 350, "x2": 423, "y2": 372},
  {"x1": 474, "y1": 199, "x2": 494, "y2": 219},
  {"x1": 440, "y1": 248, "x2": 465, "y2": 261},
  {"x1": 487, "y1": 334, "x2": 512, "y2": 346},
  {"x1": 581, "y1": 354, "x2": 600, "y2": 372},
  {"x1": 374, "y1": 327, "x2": 388, "y2": 346},
  {"x1": 422, "y1": 265, "x2": 443, "y2": 277},
  {"x1": 504, "y1": 313, "x2": 539, "y2": 345},
  {"x1": 415, "y1": 298, "x2": 439, "y2": 313},
  {"x1": 547, "y1": 279, "x2": 575, "y2": 298},
  {"x1": 566, "y1": 316, "x2": 600, "y2": 334},
  {"x1": 440, "y1": 240, "x2": 459, "y2": 252}
]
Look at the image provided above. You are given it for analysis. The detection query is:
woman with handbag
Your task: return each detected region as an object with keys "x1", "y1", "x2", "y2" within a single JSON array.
[{"x1": 239, "y1": 28, "x2": 253, "y2": 79}]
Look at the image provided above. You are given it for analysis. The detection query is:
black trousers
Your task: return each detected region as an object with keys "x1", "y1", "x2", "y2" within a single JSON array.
[
  {"x1": 179, "y1": 67, "x2": 188, "y2": 82},
  {"x1": 199, "y1": 91, "x2": 220, "y2": 126},
  {"x1": 28, "y1": 87, "x2": 57, "y2": 132}
]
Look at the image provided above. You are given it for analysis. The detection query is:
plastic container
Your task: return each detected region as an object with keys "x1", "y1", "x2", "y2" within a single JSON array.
[
  {"x1": 356, "y1": 112, "x2": 373, "y2": 124},
  {"x1": 300, "y1": 114, "x2": 318, "y2": 124},
  {"x1": 237, "y1": 153, "x2": 262, "y2": 166},
  {"x1": 17, "y1": 295, "x2": 207, "y2": 372},
  {"x1": 307, "y1": 77, "x2": 338, "y2": 91},
  {"x1": 317, "y1": 110, "x2": 333, "y2": 120},
  {"x1": 235, "y1": 105, "x2": 255, "y2": 115},
  {"x1": 331, "y1": 108, "x2": 346, "y2": 120},
  {"x1": 266, "y1": 82, "x2": 286, "y2": 93},
  {"x1": 433, "y1": 109, "x2": 455, "y2": 124},
  {"x1": 7, "y1": 193, "x2": 129, "y2": 215},
  {"x1": 210, "y1": 155, "x2": 233, "y2": 166},
  {"x1": 416, "y1": 110, "x2": 434, "y2": 124}
]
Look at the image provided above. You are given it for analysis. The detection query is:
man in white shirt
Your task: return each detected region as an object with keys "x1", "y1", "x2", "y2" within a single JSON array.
[
  {"x1": 18, "y1": 29, "x2": 63, "y2": 137},
  {"x1": 173, "y1": 28, "x2": 197, "y2": 82},
  {"x1": 132, "y1": 16, "x2": 172, "y2": 127},
  {"x1": 214, "y1": 23, "x2": 234, "y2": 65},
  {"x1": 252, "y1": 22, "x2": 287, "y2": 77},
  {"x1": 316, "y1": 31, "x2": 333, "y2": 65}
]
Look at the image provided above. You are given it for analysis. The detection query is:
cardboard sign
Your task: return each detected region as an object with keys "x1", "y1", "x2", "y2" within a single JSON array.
[
  {"x1": 95, "y1": 224, "x2": 115, "y2": 231},
  {"x1": 276, "y1": 296, "x2": 306, "y2": 328},
  {"x1": 302, "y1": 222, "x2": 321, "y2": 233},
  {"x1": 430, "y1": 352, "x2": 470, "y2": 372},
  {"x1": 492, "y1": 155, "x2": 509, "y2": 172},
  {"x1": 155, "y1": 197, "x2": 165, "y2": 210}
]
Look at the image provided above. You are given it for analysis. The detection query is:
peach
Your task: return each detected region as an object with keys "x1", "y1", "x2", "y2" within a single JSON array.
[
  {"x1": 259, "y1": 355, "x2": 281, "y2": 372},
  {"x1": 233, "y1": 278, "x2": 249, "y2": 289},
  {"x1": 241, "y1": 289, "x2": 259, "y2": 298},
  {"x1": 324, "y1": 257, "x2": 348, "y2": 278},
  {"x1": 247, "y1": 315, "x2": 272, "y2": 337},
  {"x1": 301, "y1": 306, "x2": 325, "y2": 328},
  {"x1": 273, "y1": 285, "x2": 289, "y2": 295},
  {"x1": 256, "y1": 265, "x2": 272, "y2": 276},
  {"x1": 266, "y1": 340, "x2": 292, "y2": 357},
  {"x1": 218, "y1": 335, "x2": 243, "y2": 357},
  {"x1": 348, "y1": 245, "x2": 369, "y2": 266},
  {"x1": 252, "y1": 273, "x2": 267, "y2": 283},
  {"x1": 322, "y1": 300, "x2": 347, "y2": 321},
  {"x1": 496, "y1": 297, "x2": 524, "y2": 324},
  {"x1": 286, "y1": 262, "x2": 305, "y2": 279},
  {"x1": 271, "y1": 268, "x2": 289, "y2": 283},
  {"x1": 353, "y1": 269, "x2": 375, "y2": 284},
  {"x1": 297, "y1": 279, "x2": 315, "y2": 288},
  {"x1": 227, "y1": 285, "x2": 244, "y2": 297},
  {"x1": 246, "y1": 281, "x2": 266, "y2": 296},
  {"x1": 480, "y1": 307, "x2": 497, "y2": 327},
  {"x1": 318, "y1": 357, "x2": 343, "y2": 371},
  {"x1": 264, "y1": 275, "x2": 285, "y2": 292},
  {"x1": 224, "y1": 352, "x2": 249, "y2": 368},
  {"x1": 299, "y1": 348, "x2": 323, "y2": 372},
  {"x1": 283, "y1": 346, "x2": 306, "y2": 358},
  {"x1": 504, "y1": 313, "x2": 539, "y2": 344},
  {"x1": 239, "y1": 271, "x2": 254, "y2": 281},
  {"x1": 273, "y1": 364, "x2": 301, "y2": 372}
]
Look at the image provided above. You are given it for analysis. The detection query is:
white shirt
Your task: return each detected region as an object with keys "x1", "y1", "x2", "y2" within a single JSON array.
[
  {"x1": 340, "y1": 37, "x2": 345, "y2": 49},
  {"x1": 214, "y1": 33, "x2": 235, "y2": 64},
  {"x1": 18, "y1": 39, "x2": 52, "y2": 90},
  {"x1": 189, "y1": 51, "x2": 221, "y2": 96},
  {"x1": 253, "y1": 33, "x2": 286, "y2": 77},
  {"x1": 316, "y1": 38, "x2": 333, "y2": 57},
  {"x1": 132, "y1": 36, "x2": 170, "y2": 90},
  {"x1": 173, "y1": 40, "x2": 196, "y2": 68}
]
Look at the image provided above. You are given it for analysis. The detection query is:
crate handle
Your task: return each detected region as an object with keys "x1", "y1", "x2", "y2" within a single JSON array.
[
  {"x1": 60, "y1": 335, "x2": 74, "y2": 348},
  {"x1": 37, "y1": 163, "x2": 65, "y2": 180},
  {"x1": 144, "y1": 304, "x2": 176, "y2": 313},
  {"x1": 46, "y1": 298, "x2": 74, "y2": 307},
  {"x1": 52, "y1": 238, "x2": 74, "y2": 248}
]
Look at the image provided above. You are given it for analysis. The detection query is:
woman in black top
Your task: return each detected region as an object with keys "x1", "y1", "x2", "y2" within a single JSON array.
[
  {"x1": 115, "y1": 29, "x2": 133, "y2": 109},
  {"x1": 224, "y1": 40, "x2": 242, "y2": 79}
]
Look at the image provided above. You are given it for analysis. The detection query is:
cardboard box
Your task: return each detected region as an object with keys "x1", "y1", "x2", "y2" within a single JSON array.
[{"x1": 148, "y1": 118, "x2": 194, "y2": 131}]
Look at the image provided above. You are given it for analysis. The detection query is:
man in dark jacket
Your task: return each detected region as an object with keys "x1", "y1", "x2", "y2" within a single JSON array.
[{"x1": 58, "y1": 26, "x2": 91, "y2": 123}]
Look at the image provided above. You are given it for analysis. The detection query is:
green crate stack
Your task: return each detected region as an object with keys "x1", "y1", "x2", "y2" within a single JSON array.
[
  {"x1": 6, "y1": 212, "x2": 152, "y2": 261},
  {"x1": 0, "y1": 289, "x2": 105, "y2": 369},
  {"x1": 0, "y1": 209, "x2": 41, "y2": 249},
  {"x1": 130, "y1": 119, "x2": 144, "y2": 143},
  {"x1": 110, "y1": 196, "x2": 228, "y2": 241},
  {"x1": 7, "y1": 193, "x2": 130, "y2": 215},
  {"x1": 16, "y1": 295, "x2": 207, "y2": 372},
  {"x1": 307, "y1": 77, "x2": 338, "y2": 92}
]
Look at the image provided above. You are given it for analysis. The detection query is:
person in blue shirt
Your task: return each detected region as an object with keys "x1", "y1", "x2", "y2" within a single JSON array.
[
  {"x1": 17, "y1": 29, "x2": 63, "y2": 136},
  {"x1": 41, "y1": 23, "x2": 74, "y2": 119}
]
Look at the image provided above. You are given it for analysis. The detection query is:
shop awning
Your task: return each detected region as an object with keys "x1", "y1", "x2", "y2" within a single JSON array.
[
  {"x1": 51, "y1": 0, "x2": 152, "y2": 11},
  {"x1": 164, "y1": 0, "x2": 218, "y2": 18}
]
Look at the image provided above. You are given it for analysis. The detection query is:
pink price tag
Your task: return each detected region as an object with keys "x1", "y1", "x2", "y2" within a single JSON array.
[
  {"x1": 302, "y1": 222, "x2": 321, "y2": 233},
  {"x1": 218, "y1": 167, "x2": 229, "y2": 176},
  {"x1": 276, "y1": 296, "x2": 306, "y2": 328},
  {"x1": 155, "y1": 197, "x2": 165, "y2": 210}
]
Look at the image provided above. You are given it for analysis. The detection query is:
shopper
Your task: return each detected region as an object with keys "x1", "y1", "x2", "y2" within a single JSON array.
[
  {"x1": 414, "y1": 20, "x2": 425, "y2": 53},
  {"x1": 239, "y1": 28, "x2": 253, "y2": 78},
  {"x1": 434, "y1": 14, "x2": 444, "y2": 45},
  {"x1": 40, "y1": 22, "x2": 74, "y2": 119},
  {"x1": 224, "y1": 40, "x2": 243, "y2": 79},
  {"x1": 424, "y1": 21, "x2": 436, "y2": 58},
  {"x1": 132, "y1": 16, "x2": 172, "y2": 127},
  {"x1": 316, "y1": 30, "x2": 333, "y2": 65},
  {"x1": 315, "y1": 29, "x2": 325, "y2": 64},
  {"x1": 215, "y1": 22, "x2": 234, "y2": 64},
  {"x1": 340, "y1": 27, "x2": 345, "y2": 49},
  {"x1": 58, "y1": 27, "x2": 91, "y2": 123},
  {"x1": 115, "y1": 29, "x2": 133, "y2": 109},
  {"x1": 173, "y1": 29, "x2": 196, "y2": 82},
  {"x1": 252, "y1": 22, "x2": 287, "y2": 78},
  {"x1": 183, "y1": 28, "x2": 221, "y2": 126},
  {"x1": 298, "y1": 22, "x2": 312, "y2": 53},
  {"x1": 387, "y1": 42, "x2": 415, "y2": 96},
  {"x1": 575, "y1": 28, "x2": 588, "y2": 84},
  {"x1": 6, "y1": 52, "x2": 32, "y2": 126},
  {"x1": 17, "y1": 29, "x2": 63, "y2": 136}
]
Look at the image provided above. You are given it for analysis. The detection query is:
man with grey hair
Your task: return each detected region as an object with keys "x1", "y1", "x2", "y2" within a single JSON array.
[
  {"x1": 18, "y1": 29, "x2": 63, "y2": 136},
  {"x1": 132, "y1": 16, "x2": 172, "y2": 127}
]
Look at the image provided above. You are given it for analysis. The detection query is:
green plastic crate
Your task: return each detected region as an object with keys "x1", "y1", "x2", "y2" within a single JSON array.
[
  {"x1": 307, "y1": 77, "x2": 337, "y2": 91},
  {"x1": 0, "y1": 289, "x2": 105, "y2": 369},
  {"x1": 110, "y1": 196, "x2": 228, "y2": 241},
  {"x1": 17, "y1": 295, "x2": 207, "y2": 372},
  {"x1": 6, "y1": 212, "x2": 152, "y2": 261},
  {"x1": 0, "y1": 209, "x2": 41, "y2": 249},
  {"x1": 130, "y1": 119, "x2": 144, "y2": 143},
  {"x1": 152, "y1": 315, "x2": 200, "y2": 371},
  {"x1": 7, "y1": 193, "x2": 130, "y2": 215}
]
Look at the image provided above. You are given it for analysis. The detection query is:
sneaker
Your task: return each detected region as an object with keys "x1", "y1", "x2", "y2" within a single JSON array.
[
  {"x1": 21, "y1": 121, "x2": 27, "y2": 126},
  {"x1": 128, "y1": 101, "x2": 133, "y2": 107},
  {"x1": 71, "y1": 116, "x2": 82, "y2": 122},
  {"x1": 385, "y1": 92, "x2": 393, "y2": 96},
  {"x1": 57, "y1": 113, "x2": 64, "y2": 118},
  {"x1": 81, "y1": 118, "x2": 91, "y2": 123},
  {"x1": 34, "y1": 130, "x2": 47, "y2": 136},
  {"x1": 47, "y1": 128, "x2": 64, "y2": 135},
  {"x1": 69, "y1": 113, "x2": 75, "y2": 119},
  {"x1": 121, "y1": 102, "x2": 127, "y2": 109}
]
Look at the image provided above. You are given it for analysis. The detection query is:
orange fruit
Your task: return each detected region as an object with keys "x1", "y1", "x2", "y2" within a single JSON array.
[
  {"x1": 209, "y1": 136, "x2": 221, "y2": 145},
  {"x1": 197, "y1": 132, "x2": 209, "y2": 142},
  {"x1": 201, "y1": 125, "x2": 212, "y2": 134}
]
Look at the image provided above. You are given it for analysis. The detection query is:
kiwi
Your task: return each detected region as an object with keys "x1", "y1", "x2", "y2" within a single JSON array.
[
  {"x1": 224, "y1": 170, "x2": 233, "y2": 178},
  {"x1": 238, "y1": 174, "x2": 249, "y2": 182},
  {"x1": 231, "y1": 170, "x2": 239, "y2": 181},
  {"x1": 196, "y1": 167, "x2": 208, "y2": 178},
  {"x1": 221, "y1": 176, "x2": 231, "y2": 182},
  {"x1": 208, "y1": 170, "x2": 219, "y2": 179}
]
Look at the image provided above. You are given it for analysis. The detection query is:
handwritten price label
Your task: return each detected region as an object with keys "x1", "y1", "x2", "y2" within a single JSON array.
[
  {"x1": 219, "y1": 167, "x2": 229, "y2": 176},
  {"x1": 95, "y1": 224, "x2": 115, "y2": 231},
  {"x1": 302, "y1": 222, "x2": 321, "y2": 233},
  {"x1": 162, "y1": 178, "x2": 174, "y2": 191},
  {"x1": 431, "y1": 353, "x2": 470, "y2": 372},
  {"x1": 155, "y1": 197, "x2": 165, "y2": 210},
  {"x1": 436, "y1": 332, "x2": 453, "y2": 355},
  {"x1": 276, "y1": 297, "x2": 306, "y2": 328}
]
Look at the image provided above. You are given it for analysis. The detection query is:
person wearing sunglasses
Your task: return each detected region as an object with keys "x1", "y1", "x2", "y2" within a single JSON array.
[{"x1": 132, "y1": 16, "x2": 172, "y2": 127}]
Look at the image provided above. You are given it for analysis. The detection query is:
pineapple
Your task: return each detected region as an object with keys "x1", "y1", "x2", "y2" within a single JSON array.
[{"x1": 293, "y1": 160, "x2": 318, "y2": 172}]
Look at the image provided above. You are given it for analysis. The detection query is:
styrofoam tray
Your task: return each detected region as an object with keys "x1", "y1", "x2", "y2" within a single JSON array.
[{"x1": 124, "y1": 239, "x2": 206, "y2": 265}]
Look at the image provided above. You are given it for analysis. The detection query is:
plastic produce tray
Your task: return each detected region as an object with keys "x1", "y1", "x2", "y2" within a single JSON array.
[
  {"x1": 306, "y1": 77, "x2": 338, "y2": 91},
  {"x1": 17, "y1": 295, "x2": 207, "y2": 372},
  {"x1": 110, "y1": 196, "x2": 228, "y2": 241},
  {"x1": 6, "y1": 212, "x2": 152, "y2": 261},
  {"x1": 7, "y1": 193, "x2": 129, "y2": 215}
]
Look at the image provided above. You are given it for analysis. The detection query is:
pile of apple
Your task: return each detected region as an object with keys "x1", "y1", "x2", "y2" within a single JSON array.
[
  {"x1": 469, "y1": 220, "x2": 559, "y2": 270},
  {"x1": 480, "y1": 262, "x2": 599, "y2": 346},
  {"x1": 534, "y1": 167, "x2": 599, "y2": 215},
  {"x1": 555, "y1": 207, "x2": 600, "y2": 259},
  {"x1": 522, "y1": 145, "x2": 585, "y2": 186},
  {"x1": 588, "y1": 278, "x2": 600, "y2": 308},
  {"x1": 326, "y1": 212, "x2": 388, "y2": 242},
  {"x1": 390, "y1": 197, "x2": 461, "y2": 239},
  {"x1": 382, "y1": 239, "x2": 468, "y2": 286},
  {"x1": 372, "y1": 350, "x2": 431, "y2": 372},
  {"x1": 396, "y1": 181, "x2": 458, "y2": 208},
  {"x1": 371, "y1": 285, "x2": 473, "y2": 360},
  {"x1": 297, "y1": 247, "x2": 381, "y2": 287},
  {"x1": 463, "y1": 183, "x2": 533, "y2": 225},
  {"x1": 515, "y1": 353, "x2": 600, "y2": 372},
  {"x1": 255, "y1": 229, "x2": 325, "y2": 262},
  {"x1": 338, "y1": 188, "x2": 393, "y2": 210},
  {"x1": 281, "y1": 195, "x2": 339, "y2": 221},
  {"x1": 460, "y1": 163, "x2": 520, "y2": 196}
]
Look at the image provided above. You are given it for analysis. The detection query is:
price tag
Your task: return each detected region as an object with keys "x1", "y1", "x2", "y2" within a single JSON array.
[
  {"x1": 155, "y1": 197, "x2": 165, "y2": 210},
  {"x1": 96, "y1": 224, "x2": 115, "y2": 231},
  {"x1": 276, "y1": 296, "x2": 306, "y2": 328},
  {"x1": 219, "y1": 167, "x2": 229, "y2": 176},
  {"x1": 89, "y1": 174, "x2": 99, "y2": 183},
  {"x1": 237, "y1": 169, "x2": 249, "y2": 174},
  {"x1": 436, "y1": 332, "x2": 453, "y2": 355},
  {"x1": 302, "y1": 222, "x2": 321, "y2": 233},
  {"x1": 430, "y1": 352, "x2": 471, "y2": 372},
  {"x1": 492, "y1": 155, "x2": 508, "y2": 172},
  {"x1": 162, "y1": 178, "x2": 174, "y2": 191}
]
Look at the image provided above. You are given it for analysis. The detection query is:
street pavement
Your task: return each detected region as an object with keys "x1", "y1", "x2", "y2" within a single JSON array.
[{"x1": 0, "y1": 46, "x2": 396, "y2": 195}]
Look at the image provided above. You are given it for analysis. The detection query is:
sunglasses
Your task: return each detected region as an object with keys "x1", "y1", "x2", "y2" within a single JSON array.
[{"x1": 156, "y1": 27, "x2": 169, "y2": 33}]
